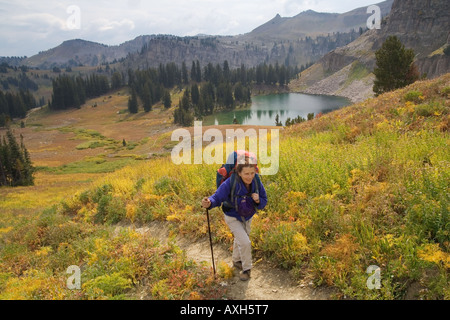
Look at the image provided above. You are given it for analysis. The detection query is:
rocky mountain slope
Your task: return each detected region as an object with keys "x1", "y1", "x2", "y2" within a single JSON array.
[
  {"x1": 23, "y1": 35, "x2": 156, "y2": 69},
  {"x1": 116, "y1": 0, "x2": 392, "y2": 71},
  {"x1": 239, "y1": 0, "x2": 393, "y2": 42},
  {"x1": 290, "y1": 0, "x2": 450, "y2": 102},
  {"x1": 15, "y1": 1, "x2": 393, "y2": 70}
]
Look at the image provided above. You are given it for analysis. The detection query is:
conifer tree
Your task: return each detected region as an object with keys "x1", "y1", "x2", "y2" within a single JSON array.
[
  {"x1": 191, "y1": 61, "x2": 197, "y2": 83},
  {"x1": 223, "y1": 60, "x2": 230, "y2": 82},
  {"x1": 191, "y1": 84, "x2": 200, "y2": 106},
  {"x1": 0, "y1": 127, "x2": 34, "y2": 186},
  {"x1": 0, "y1": 136, "x2": 8, "y2": 186},
  {"x1": 181, "y1": 89, "x2": 191, "y2": 111},
  {"x1": 234, "y1": 83, "x2": 244, "y2": 103},
  {"x1": 373, "y1": 36, "x2": 418, "y2": 95},
  {"x1": 128, "y1": 89, "x2": 139, "y2": 114},
  {"x1": 275, "y1": 114, "x2": 283, "y2": 126},
  {"x1": 142, "y1": 82, "x2": 152, "y2": 112},
  {"x1": 195, "y1": 60, "x2": 202, "y2": 82},
  {"x1": 111, "y1": 72, "x2": 123, "y2": 90},
  {"x1": 182, "y1": 61, "x2": 189, "y2": 85},
  {"x1": 163, "y1": 91, "x2": 172, "y2": 109},
  {"x1": 20, "y1": 134, "x2": 34, "y2": 186}
]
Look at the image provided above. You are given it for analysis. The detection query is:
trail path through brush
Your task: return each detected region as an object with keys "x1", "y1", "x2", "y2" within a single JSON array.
[{"x1": 118, "y1": 221, "x2": 331, "y2": 300}]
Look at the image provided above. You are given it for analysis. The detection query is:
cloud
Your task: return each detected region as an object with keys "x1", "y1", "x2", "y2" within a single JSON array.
[
  {"x1": 0, "y1": 0, "x2": 382, "y2": 56},
  {"x1": 94, "y1": 19, "x2": 135, "y2": 32},
  {"x1": 15, "y1": 13, "x2": 66, "y2": 30}
]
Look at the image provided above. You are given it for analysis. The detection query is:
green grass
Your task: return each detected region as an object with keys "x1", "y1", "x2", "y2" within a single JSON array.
[
  {"x1": 0, "y1": 207, "x2": 223, "y2": 300},
  {"x1": 1, "y1": 74, "x2": 449, "y2": 300},
  {"x1": 37, "y1": 158, "x2": 139, "y2": 175},
  {"x1": 58, "y1": 75, "x2": 449, "y2": 299},
  {"x1": 344, "y1": 61, "x2": 371, "y2": 88}
]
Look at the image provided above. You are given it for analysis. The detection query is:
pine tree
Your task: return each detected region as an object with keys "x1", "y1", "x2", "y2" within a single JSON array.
[
  {"x1": 111, "y1": 72, "x2": 123, "y2": 90},
  {"x1": 163, "y1": 91, "x2": 172, "y2": 109},
  {"x1": 173, "y1": 107, "x2": 194, "y2": 127},
  {"x1": 182, "y1": 61, "x2": 189, "y2": 85},
  {"x1": 0, "y1": 127, "x2": 34, "y2": 186},
  {"x1": 0, "y1": 137, "x2": 8, "y2": 186},
  {"x1": 279, "y1": 65, "x2": 287, "y2": 86},
  {"x1": 181, "y1": 89, "x2": 191, "y2": 111},
  {"x1": 255, "y1": 65, "x2": 263, "y2": 85},
  {"x1": 142, "y1": 82, "x2": 152, "y2": 113},
  {"x1": 191, "y1": 61, "x2": 197, "y2": 83},
  {"x1": 128, "y1": 89, "x2": 139, "y2": 114},
  {"x1": 201, "y1": 83, "x2": 215, "y2": 115},
  {"x1": 195, "y1": 60, "x2": 202, "y2": 82},
  {"x1": 275, "y1": 114, "x2": 283, "y2": 126},
  {"x1": 267, "y1": 64, "x2": 277, "y2": 85},
  {"x1": 191, "y1": 84, "x2": 200, "y2": 106},
  {"x1": 20, "y1": 134, "x2": 34, "y2": 186},
  {"x1": 373, "y1": 36, "x2": 418, "y2": 96},
  {"x1": 234, "y1": 83, "x2": 244, "y2": 103},
  {"x1": 6, "y1": 128, "x2": 23, "y2": 185},
  {"x1": 223, "y1": 60, "x2": 230, "y2": 82},
  {"x1": 0, "y1": 113, "x2": 8, "y2": 127},
  {"x1": 224, "y1": 83, "x2": 234, "y2": 109}
]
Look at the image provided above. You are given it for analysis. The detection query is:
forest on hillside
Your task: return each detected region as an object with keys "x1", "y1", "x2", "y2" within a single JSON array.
[{"x1": 0, "y1": 60, "x2": 298, "y2": 128}]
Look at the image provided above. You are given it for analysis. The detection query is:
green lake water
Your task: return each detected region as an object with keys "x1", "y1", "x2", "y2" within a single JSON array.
[{"x1": 203, "y1": 93, "x2": 351, "y2": 126}]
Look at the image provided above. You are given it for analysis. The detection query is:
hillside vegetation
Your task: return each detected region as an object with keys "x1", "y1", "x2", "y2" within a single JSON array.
[
  {"x1": 0, "y1": 74, "x2": 449, "y2": 300},
  {"x1": 290, "y1": 0, "x2": 450, "y2": 103}
]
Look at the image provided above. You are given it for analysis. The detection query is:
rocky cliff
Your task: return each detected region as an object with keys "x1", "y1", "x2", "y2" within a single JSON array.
[
  {"x1": 291, "y1": 0, "x2": 450, "y2": 102},
  {"x1": 242, "y1": 1, "x2": 393, "y2": 42},
  {"x1": 18, "y1": 1, "x2": 393, "y2": 70},
  {"x1": 377, "y1": 0, "x2": 450, "y2": 77}
]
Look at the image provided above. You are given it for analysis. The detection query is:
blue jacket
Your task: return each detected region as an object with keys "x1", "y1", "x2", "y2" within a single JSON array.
[{"x1": 209, "y1": 175, "x2": 268, "y2": 221}]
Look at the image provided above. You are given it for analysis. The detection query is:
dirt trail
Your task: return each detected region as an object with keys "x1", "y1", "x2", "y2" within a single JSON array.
[{"x1": 121, "y1": 221, "x2": 331, "y2": 300}]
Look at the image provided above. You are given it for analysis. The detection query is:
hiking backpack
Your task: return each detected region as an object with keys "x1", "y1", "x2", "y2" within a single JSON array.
[{"x1": 216, "y1": 150, "x2": 261, "y2": 216}]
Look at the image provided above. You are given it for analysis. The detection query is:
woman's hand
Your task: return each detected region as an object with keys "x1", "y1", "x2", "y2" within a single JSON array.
[
  {"x1": 251, "y1": 193, "x2": 260, "y2": 204},
  {"x1": 202, "y1": 197, "x2": 212, "y2": 209}
]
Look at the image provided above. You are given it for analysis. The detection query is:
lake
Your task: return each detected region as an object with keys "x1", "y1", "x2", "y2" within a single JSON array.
[{"x1": 203, "y1": 93, "x2": 351, "y2": 126}]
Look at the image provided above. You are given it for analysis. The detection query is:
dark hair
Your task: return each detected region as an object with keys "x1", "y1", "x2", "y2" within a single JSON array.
[{"x1": 236, "y1": 156, "x2": 257, "y2": 174}]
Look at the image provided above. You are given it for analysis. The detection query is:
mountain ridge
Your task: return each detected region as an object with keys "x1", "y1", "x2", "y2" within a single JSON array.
[
  {"x1": 8, "y1": 1, "x2": 394, "y2": 70},
  {"x1": 290, "y1": 0, "x2": 450, "y2": 103},
  {"x1": 242, "y1": 1, "x2": 393, "y2": 42},
  {"x1": 23, "y1": 35, "x2": 157, "y2": 69}
]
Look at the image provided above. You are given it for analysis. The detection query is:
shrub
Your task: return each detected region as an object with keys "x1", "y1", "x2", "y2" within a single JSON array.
[
  {"x1": 403, "y1": 90, "x2": 424, "y2": 104},
  {"x1": 93, "y1": 194, "x2": 126, "y2": 225},
  {"x1": 313, "y1": 234, "x2": 360, "y2": 287},
  {"x1": 217, "y1": 261, "x2": 234, "y2": 280},
  {"x1": 414, "y1": 103, "x2": 446, "y2": 118},
  {"x1": 260, "y1": 222, "x2": 311, "y2": 268},
  {"x1": 153, "y1": 176, "x2": 184, "y2": 196},
  {"x1": 83, "y1": 272, "x2": 133, "y2": 299},
  {"x1": 94, "y1": 194, "x2": 112, "y2": 224},
  {"x1": 441, "y1": 86, "x2": 450, "y2": 96}
]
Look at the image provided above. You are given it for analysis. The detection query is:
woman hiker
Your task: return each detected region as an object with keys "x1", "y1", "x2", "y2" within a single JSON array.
[{"x1": 201, "y1": 154, "x2": 268, "y2": 281}]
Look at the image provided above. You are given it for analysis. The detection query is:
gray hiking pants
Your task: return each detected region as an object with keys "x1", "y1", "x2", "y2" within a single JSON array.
[{"x1": 224, "y1": 214, "x2": 253, "y2": 272}]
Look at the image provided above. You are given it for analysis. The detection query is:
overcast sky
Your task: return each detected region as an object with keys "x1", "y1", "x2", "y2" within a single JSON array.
[{"x1": 0, "y1": 0, "x2": 381, "y2": 57}]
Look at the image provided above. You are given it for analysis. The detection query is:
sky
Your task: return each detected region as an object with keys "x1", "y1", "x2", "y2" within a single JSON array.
[{"x1": 0, "y1": 0, "x2": 381, "y2": 57}]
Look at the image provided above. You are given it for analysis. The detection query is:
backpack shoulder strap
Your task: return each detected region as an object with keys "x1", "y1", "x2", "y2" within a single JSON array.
[
  {"x1": 254, "y1": 174, "x2": 261, "y2": 195},
  {"x1": 230, "y1": 172, "x2": 238, "y2": 200}
]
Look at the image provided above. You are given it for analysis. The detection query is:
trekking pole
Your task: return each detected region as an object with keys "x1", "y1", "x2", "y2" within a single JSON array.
[{"x1": 206, "y1": 208, "x2": 216, "y2": 276}]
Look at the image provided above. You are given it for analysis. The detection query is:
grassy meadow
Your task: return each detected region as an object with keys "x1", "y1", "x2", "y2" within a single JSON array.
[{"x1": 0, "y1": 74, "x2": 449, "y2": 300}]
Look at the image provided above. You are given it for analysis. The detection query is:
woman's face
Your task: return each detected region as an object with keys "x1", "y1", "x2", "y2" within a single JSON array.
[{"x1": 238, "y1": 166, "x2": 256, "y2": 186}]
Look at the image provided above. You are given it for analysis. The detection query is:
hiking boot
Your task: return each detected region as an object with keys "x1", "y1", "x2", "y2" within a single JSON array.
[
  {"x1": 233, "y1": 261, "x2": 243, "y2": 270},
  {"x1": 240, "y1": 270, "x2": 251, "y2": 281}
]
